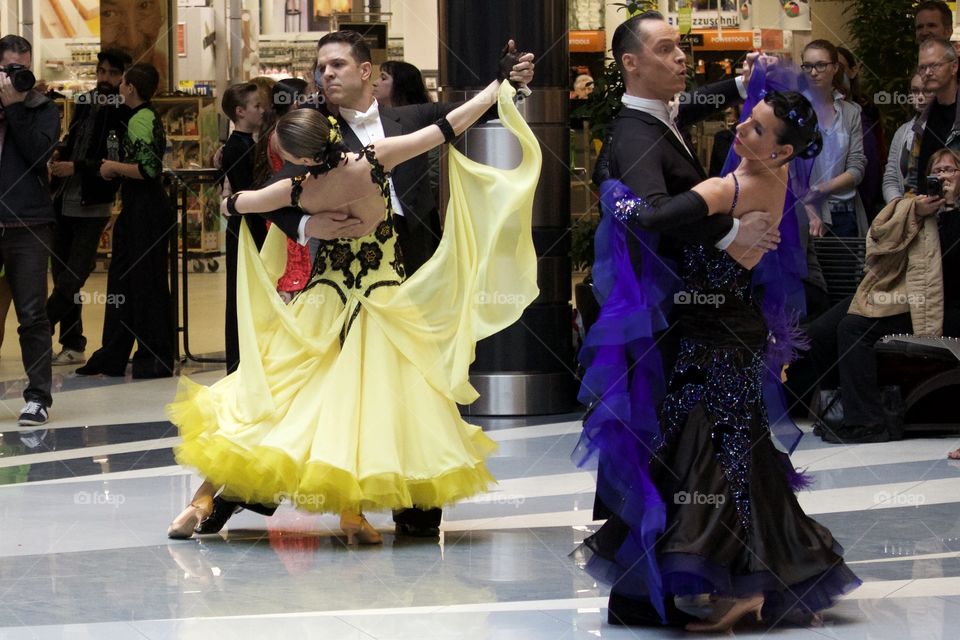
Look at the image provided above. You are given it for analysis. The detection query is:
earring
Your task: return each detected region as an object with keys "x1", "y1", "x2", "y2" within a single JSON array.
[{"x1": 770, "y1": 152, "x2": 778, "y2": 159}]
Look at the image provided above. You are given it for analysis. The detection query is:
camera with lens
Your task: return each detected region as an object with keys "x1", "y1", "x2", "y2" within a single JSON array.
[{"x1": 0, "y1": 64, "x2": 36, "y2": 92}]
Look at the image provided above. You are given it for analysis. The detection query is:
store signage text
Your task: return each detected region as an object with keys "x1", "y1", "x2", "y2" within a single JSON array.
[{"x1": 668, "y1": 12, "x2": 740, "y2": 30}]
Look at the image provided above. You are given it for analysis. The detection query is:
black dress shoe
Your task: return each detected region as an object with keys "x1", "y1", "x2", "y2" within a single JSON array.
[
  {"x1": 607, "y1": 591, "x2": 696, "y2": 627},
  {"x1": 394, "y1": 522, "x2": 440, "y2": 537},
  {"x1": 195, "y1": 496, "x2": 243, "y2": 534},
  {"x1": 75, "y1": 363, "x2": 125, "y2": 377},
  {"x1": 821, "y1": 424, "x2": 890, "y2": 444}
]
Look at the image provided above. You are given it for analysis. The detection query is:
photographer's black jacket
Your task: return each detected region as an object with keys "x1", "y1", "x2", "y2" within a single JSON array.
[{"x1": 0, "y1": 90, "x2": 60, "y2": 224}]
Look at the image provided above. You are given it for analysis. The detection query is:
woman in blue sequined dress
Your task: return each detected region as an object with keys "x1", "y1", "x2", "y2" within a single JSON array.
[{"x1": 574, "y1": 90, "x2": 861, "y2": 632}]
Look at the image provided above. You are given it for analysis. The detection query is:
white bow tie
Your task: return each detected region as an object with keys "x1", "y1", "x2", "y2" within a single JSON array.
[{"x1": 342, "y1": 106, "x2": 379, "y2": 126}]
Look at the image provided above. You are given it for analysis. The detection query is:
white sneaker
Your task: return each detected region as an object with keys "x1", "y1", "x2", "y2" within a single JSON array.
[
  {"x1": 18, "y1": 401, "x2": 49, "y2": 426},
  {"x1": 52, "y1": 348, "x2": 86, "y2": 366}
]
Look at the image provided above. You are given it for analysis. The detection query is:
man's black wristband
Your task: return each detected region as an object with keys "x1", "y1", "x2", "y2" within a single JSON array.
[
  {"x1": 435, "y1": 117, "x2": 456, "y2": 144},
  {"x1": 226, "y1": 192, "x2": 241, "y2": 216}
]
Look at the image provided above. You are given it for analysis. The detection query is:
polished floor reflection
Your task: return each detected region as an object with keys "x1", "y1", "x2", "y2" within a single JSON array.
[{"x1": 0, "y1": 357, "x2": 958, "y2": 638}]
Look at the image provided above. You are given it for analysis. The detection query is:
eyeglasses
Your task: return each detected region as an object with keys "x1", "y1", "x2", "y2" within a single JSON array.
[
  {"x1": 800, "y1": 61, "x2": 834, "y2": 74},
  {"x1": 931, "y1": 166, "x2": 958, "y2": 176},
  {"x1": 918, "y1": 61, "x2": 952, "y2": 74}
]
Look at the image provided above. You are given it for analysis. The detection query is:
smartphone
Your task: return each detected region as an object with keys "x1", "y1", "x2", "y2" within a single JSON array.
[{"x1": 926, "y1": 175, "x2": 944, "y2": 198}]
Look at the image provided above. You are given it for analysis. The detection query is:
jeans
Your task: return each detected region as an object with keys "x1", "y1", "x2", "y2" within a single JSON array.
[
  {"x1": 0, "y1": 224, "x2": 54, "y2": 406},
  {"x1": 47, "y1": 212, "x2": 110, "y2": 352},
  {"x1": 827, "y1": 200, "x2": 859, "y2": 238}
]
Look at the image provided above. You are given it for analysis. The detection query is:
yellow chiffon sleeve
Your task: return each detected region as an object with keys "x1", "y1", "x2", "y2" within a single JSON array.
[{"x1": 360, "y1": 82, "x2": 542, "y2": 404}]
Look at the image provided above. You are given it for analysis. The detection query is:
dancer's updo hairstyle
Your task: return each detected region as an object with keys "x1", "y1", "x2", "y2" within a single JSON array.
[
  {"x1": 275, "y1": 108, "x2": 350, "y2": 175},
  {"x1": 763, "y1": 90, "x2": 822, "y2": 161}
]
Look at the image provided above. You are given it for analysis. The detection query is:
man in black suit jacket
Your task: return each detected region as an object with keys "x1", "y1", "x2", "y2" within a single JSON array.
[
  {"x1": 591, "y1": 11, "x2": 782, "y2": 628},
  {"x1": 271, "y1": 31, "x2": 534, "y2": 274}
]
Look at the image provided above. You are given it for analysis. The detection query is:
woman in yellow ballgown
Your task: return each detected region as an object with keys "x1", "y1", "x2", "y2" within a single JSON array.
[{"x1": 167, "y1": 79, "x2": 541, "y2": 543}]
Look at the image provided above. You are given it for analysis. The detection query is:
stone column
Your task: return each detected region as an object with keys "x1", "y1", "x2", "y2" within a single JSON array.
[{"x1": 440, "y1": 0, "x2": 576, "y2": 416}]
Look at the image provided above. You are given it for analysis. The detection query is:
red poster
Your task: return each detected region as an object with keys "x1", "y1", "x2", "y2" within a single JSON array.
[{"x1": 177, "y1": 23, "x2": 186, "y2": 57}]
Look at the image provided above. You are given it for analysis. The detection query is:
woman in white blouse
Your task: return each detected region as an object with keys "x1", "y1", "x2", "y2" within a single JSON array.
[{"x1": 800, "y1": 39, "x2": 868, "y2": 238}]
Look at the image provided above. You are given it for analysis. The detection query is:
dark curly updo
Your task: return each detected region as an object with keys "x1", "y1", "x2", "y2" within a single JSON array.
[
  {"x1": 275, "y1": 108, "x2": 350, "y2": 175},
  {"x1": 763, "y1": 90, "x2": 822, "y2": 161}
]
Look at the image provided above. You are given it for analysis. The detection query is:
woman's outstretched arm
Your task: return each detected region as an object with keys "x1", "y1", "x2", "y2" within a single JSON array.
[{"x1": 372, "y1": 80, "x2": 504, "y2": 172}]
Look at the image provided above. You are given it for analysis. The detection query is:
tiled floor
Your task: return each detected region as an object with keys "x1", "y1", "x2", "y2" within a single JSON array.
[{"x1": 0, "y1": 272, "x2": 959, "y2": 638}]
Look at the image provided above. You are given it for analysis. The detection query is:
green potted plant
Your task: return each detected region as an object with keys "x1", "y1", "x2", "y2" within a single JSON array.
[{"x1": 844, "y1": 0, "x2": 916, "y2": 145}]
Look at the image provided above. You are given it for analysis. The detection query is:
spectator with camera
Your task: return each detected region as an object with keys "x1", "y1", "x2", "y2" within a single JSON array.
[
  {"x1": 0, "y1": 35, "x2": 59, "y2": 425},
  {"x1": 46, "y1": 48, "x2": 132, "y2": 367},
  {"x1": 805, "y1": 148, "x2": 960, "y2": 444},
  {"x1": 910, "y1": 39, "x2": 960, "y2": 196}
]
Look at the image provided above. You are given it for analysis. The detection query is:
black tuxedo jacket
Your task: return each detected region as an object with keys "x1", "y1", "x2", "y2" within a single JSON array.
[
  {"x1": 607, "y1": 78, "x2": 743, "y2": 246},
  {"x1": 592, "y1": 79, "x2": 744, "y2": 523}
]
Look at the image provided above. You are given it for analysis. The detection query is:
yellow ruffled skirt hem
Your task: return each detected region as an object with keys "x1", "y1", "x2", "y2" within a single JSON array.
[{"x1": 169, "y1": 378, "x2": 497, "y2": 513}]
